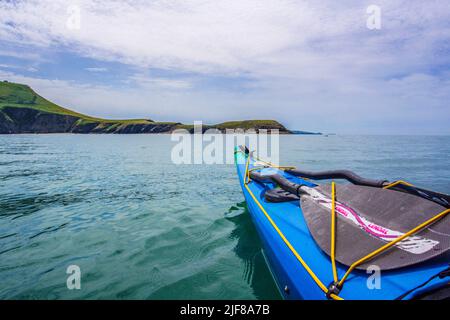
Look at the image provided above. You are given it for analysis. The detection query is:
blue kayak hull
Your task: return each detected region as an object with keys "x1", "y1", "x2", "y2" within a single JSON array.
[{"x1": 234, "y1": 149, "x2": 449, "y2": 300}]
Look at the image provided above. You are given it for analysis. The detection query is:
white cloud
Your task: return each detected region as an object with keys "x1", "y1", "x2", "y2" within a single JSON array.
[
  {"x1": 128, "y1": 74, "x2": 193, "y2": 89},
  {"x1": 4, "y1": 0, "x2": 448, "y2": 77},
  {"x1": 85, "y1": 67, "x2": 108, "y2": 72},
  {"x1": 27, "y1": 66, "x2": 38, "y2": 72},
  {"x1": 0, "y1": 64, "x2": 15, "y2": 69},
  {"x1": 0, "y1": 49, "x2": 45, "y2": 62},
  {"x1": 0, "y1": 63, "x2": 38, "y2": 72}
]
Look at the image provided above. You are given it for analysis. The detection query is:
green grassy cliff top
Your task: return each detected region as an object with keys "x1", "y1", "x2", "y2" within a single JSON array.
[
  {"x1": 0, "y1": 81, "x2": 153, "y2": 124},
  {"x1": 215, "y1": 120, "x2": 287, "y2": 130}
]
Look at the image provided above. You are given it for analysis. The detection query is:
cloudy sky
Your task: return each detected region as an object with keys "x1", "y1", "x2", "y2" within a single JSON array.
[{"x1": 0, "y1": 0, "x2": 449, "y2": 134}]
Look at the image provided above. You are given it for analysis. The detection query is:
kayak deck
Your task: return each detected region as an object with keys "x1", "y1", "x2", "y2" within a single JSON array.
[{"x1": 234, "y1": 149, "x2": 449, "y2": 300}]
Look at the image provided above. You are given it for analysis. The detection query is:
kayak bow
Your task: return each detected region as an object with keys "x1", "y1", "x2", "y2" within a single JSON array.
[{"x1": 234, "y1": 146, "x2": 450, "y2": 300}]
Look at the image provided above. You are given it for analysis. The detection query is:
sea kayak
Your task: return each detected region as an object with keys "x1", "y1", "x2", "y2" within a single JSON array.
[{"x1": 234, "y1": 146, "x2": 450, "y2": 300}]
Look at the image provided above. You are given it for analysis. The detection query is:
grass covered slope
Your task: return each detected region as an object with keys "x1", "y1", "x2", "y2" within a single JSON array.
[
  {"x1": 0, "y1": 81, "x2": 290, "y2": 134},
  {"x1": 0, "y1": 81, "x2": 153, "y2": 124},
  {"x1": 215, "y1": 120, "x2": 288, "y2": 131}
]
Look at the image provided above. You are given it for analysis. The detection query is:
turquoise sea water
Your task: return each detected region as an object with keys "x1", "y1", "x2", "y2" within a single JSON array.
[{"x1": 0, "y1": 134, "x2": 449, "y2": 299}]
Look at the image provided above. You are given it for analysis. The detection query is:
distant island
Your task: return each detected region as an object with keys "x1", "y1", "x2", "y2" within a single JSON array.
[{"x1": 0, "y1": 81, "x2": 292, "y2": 134}]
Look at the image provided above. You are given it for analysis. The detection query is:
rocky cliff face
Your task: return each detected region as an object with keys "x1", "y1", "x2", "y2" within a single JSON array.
[
  {"x1": 0, "y1": 107, "x2": 79, "y2": 133},
  {"x1": 0, "y1": 107, "x2": 179, "y2": 134}
]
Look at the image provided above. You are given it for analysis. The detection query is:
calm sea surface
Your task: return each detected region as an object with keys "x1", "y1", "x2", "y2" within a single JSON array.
[{"x1": 0, "y1": 134, "x2": 449, "y2": 299}]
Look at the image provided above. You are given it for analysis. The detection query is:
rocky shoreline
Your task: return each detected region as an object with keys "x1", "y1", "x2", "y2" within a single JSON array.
[{"x1": 0, "y1": 106, "x2": 290, "y2": 134}]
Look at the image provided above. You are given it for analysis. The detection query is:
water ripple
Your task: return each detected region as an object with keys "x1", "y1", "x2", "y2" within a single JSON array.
[{"x1": 1, "y1": 134, "x2": 446, "y2": 299}]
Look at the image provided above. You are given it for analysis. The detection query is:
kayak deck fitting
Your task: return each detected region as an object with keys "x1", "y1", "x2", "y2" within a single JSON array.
[{"x1": 234, "y1": 146, "x2": 450, "y2": 300}]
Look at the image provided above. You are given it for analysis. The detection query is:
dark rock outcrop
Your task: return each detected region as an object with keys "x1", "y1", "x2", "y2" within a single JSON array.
[
  {"x1": 0, "y1": 110, "x2": 15, "y2": 134},
  {"x1": 0, "y1": 107, "x2": 79, "y2": 133},
  {"x1": 0, "y1": 107, "x2": 180, "y2": 134},
  {"x1": 113, "y1": 123, "x2": 179, "y2": 134}
]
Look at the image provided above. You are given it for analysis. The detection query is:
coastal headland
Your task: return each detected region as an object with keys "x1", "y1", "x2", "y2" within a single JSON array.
[{"x1": 0, "y1": 81, "x2": 292, "y2": 134}]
